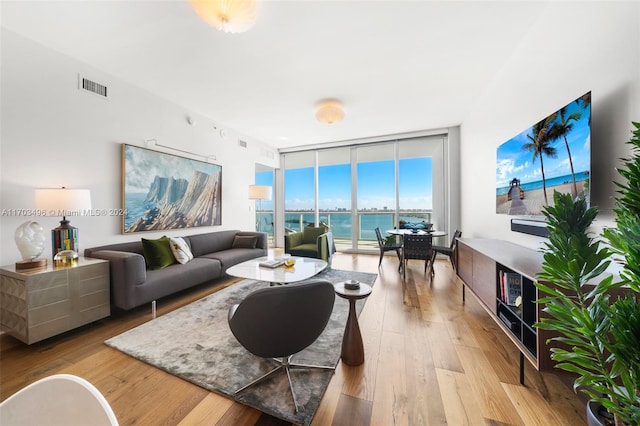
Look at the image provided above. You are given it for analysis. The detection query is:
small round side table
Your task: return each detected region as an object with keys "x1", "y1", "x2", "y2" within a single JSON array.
[{"x1": 334, "y1": 282, "x2": 372, "y2": 366}]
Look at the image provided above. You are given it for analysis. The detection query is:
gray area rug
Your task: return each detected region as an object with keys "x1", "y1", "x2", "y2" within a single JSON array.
[{"x1": 105, "y1": 268, "x2": 377, "y2": 426}]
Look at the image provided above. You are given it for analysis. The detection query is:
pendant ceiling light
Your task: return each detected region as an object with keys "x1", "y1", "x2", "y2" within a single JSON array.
[
  {"x1": 315, "y1": 100, "x2": 345, "y2": 124},
  {"x1": 189, "y1": 0, "x2": 257, "y2": 34}
]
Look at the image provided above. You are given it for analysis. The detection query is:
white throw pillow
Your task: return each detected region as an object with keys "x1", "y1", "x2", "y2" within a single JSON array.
[{"x1": 169, "y1": 237, "x2": 194, "y2": 264}]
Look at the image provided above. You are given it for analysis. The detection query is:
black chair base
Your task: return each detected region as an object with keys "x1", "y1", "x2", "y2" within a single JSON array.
[{"x1": 234, "y1": 355, "x2": 335, "y2": 412}]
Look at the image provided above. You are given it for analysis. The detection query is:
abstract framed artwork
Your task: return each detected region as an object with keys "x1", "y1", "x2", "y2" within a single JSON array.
[{"x1": 122, "y1": 144, "x2": 222, "y2": 233}]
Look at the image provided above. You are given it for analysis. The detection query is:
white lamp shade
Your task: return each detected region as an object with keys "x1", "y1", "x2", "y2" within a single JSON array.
[
  {"x1": 248, "y1": 185, "x2": 272, "y2": 200},
  {"x1": 35, "y1": 188, "x2": 92, "y2": 216}
]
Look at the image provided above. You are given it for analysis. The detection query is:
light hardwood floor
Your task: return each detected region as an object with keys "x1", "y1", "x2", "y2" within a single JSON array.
[{"x1": 0, "y1": 252, "x2": 588, "y2": 425}]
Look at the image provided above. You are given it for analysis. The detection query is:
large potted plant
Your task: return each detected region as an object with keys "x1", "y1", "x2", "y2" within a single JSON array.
[{"x1": 535, "y1": 122, "x2": 640, "y2": 426}]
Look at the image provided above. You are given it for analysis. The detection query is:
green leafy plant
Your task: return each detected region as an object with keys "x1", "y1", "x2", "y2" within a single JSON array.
[{"x1": 535, "y1": 122, "x2": 640, "y2": 426}]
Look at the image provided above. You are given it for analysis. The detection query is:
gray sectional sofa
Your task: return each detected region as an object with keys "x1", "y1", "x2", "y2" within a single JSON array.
[{"x1": 84, "y1": 230, "x2": 267, "y2": 310}]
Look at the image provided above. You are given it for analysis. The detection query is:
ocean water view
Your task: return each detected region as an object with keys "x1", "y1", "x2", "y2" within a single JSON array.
[
  {"x1": 256, "y1": 212, "x2": 431, "y2": 240},
  {"x1": 128, "y1": 190, "x2": 430, "y2": 242},
  {"x1": 128, "y1": 191, "x2": 426, "y2": 241},
  {"x1": 495, "y1": 171, "x2": 590, "y2": 196}
]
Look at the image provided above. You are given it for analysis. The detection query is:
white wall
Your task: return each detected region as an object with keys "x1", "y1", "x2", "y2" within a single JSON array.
[
  {"x1": 460, "y1": 1, "x2": 640, "y2": 250},
  {"x1": 0, "y1": 29, "x2": 279, "y2": 266}
]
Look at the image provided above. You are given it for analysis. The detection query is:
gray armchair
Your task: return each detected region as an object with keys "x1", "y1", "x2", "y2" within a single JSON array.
[{"x1": 227, "y1": 279, "x2": 336, "y2": 412}]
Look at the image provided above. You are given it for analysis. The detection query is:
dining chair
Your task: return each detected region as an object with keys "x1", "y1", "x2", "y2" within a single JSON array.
[
  {"x1": 401, "y1": 233, "x2": 433, "y2": 281},
  {"x1": 431, "y1": 230, "x2": 462, "y2": 271},
  {"x1": 374, "y1": 227, "x2": 402, "y2": 269}
]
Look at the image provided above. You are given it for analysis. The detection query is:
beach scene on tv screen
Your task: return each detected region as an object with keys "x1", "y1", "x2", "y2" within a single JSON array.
[{"x1": 496, "y1": 92, "x2": 591, "y2": 216}]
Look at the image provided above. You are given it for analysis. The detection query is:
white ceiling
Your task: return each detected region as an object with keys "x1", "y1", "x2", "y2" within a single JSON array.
[{"x1": 1, "y1": 0, "x2": 549, "y2": 149}]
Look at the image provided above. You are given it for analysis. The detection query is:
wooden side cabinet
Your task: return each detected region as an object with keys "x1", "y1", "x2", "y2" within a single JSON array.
[
  {"x1": 456, "y1": 238, "x2": 551, "y2": 382},
  {"x1": 0, "y1": 257, "x2": 110, "y2": 344}
]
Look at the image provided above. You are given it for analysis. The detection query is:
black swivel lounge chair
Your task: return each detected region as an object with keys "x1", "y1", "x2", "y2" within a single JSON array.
[
  {"x1": 227, "y1": 279, "x2": 336, "y2": 412},
  {"x1": 374, "y1": 227, "x2": 402, "y2": 269},
  {"x1": 431, "y1": 230, "x2": 462, "y2": 271}
]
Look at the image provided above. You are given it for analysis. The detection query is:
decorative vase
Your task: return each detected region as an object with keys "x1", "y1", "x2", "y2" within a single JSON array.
[
  {"x1": 14, "y1": 221, "x2": 47, "y2": 270},
  {"x1": 14, "y1": 221, "x2": 46, "y2": 259}
]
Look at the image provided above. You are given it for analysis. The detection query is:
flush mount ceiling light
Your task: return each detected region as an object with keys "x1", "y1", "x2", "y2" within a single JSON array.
[
  {"x1": 189, "y1": 0, "x2": 257, "y2": 34},
  {"x1": 315, "y1": 100, "x2": 345, "y2": 124}
]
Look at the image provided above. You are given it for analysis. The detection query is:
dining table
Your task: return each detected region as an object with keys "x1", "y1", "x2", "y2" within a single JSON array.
[{"x1": 386, "y1": 229, "x2": 448, "y2": 238}]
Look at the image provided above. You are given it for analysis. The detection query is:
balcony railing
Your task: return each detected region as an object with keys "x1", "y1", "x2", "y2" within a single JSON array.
[{"x1": 258, "y1": 210, "x2": 432, "y2": 245}]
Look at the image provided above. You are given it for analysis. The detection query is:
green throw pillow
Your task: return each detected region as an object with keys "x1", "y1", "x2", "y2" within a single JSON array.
[
  {"x1": 303, "y1": 226, "x2": 326, "y2": 244},
  {"x1": 142, "y1": 236, "x2": 177, "y2": 270}
]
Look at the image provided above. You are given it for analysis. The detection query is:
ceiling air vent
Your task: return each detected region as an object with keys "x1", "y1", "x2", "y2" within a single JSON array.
[
  {"x1": 78, "y1": 75, "x2": 108, "y2": 98},
  {"x1": 238, "y1": 140, "x2": 248, "y2": 148}
]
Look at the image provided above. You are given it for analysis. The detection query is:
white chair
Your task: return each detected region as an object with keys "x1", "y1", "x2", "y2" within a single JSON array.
[{"x1": 0, "y1": 374, "x2": 118, "y2": 426}]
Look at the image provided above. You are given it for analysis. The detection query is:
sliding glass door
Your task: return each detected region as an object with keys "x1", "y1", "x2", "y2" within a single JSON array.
[
  {"x1": 355, "y1": 143, "x2": 396, "y2": 250},
  {"x1": 398, "y1": 138, "x2": 439, "y2": 229},
  {"x1": 281, "y1": 135, "x2": 446, "y2": 252},
  {"x1": 318, "y1": 148, "x2": 351, "y2": 242},
  {"x1": 255, "y1": 164, "x2": 274, "y2": 239},
  {"x1": 283, "y1": 151, "x2": 315, "y2": 233}
]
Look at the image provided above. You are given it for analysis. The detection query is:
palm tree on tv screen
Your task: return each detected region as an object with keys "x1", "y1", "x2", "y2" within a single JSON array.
[
  {"x1": 522, "y1": 113, "x2": 558, "y2": 206},
  {"x1": 550, "y1": 107, "x2": 582, "y2": 197},
  {"x1": 577, "y1": 92, "x2": 592, "y2": 125}
]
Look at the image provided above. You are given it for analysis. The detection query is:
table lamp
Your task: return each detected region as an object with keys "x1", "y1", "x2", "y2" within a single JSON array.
[
  {"x1": 35, "y1": 187, "x2": 92, "y2": 259},
  {"x1": 248, "y1": 185, "x2": 272, "y2": 232}
]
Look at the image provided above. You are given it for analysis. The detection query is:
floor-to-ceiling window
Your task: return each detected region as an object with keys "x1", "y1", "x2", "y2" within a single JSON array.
[
  {"x1": 280, "y1": 134, "x2": 447, "y2": 252},
  {"x1": 356, "y1": 143, "x2": 396, "y2": 250},
  {"x1": 283, "y1": 151, "x2": 315, "y2": 232},
  {"x1": 398, "y1": 137, "x2": 436, "y2": 228},
  {"x1": 318, "y1": 148, "x2": 352, "y2": 241},
  {"x1": 255, "y1": 164, "x2": 274, "y2": 241}
]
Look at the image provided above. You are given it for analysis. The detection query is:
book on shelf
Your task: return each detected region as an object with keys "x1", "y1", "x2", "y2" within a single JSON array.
[
  {"x1": 498, "y1": 311, "x2": 516, "y2": 331},
  {"x1": 259, "y1": 259, "x2": 284, "y2": 268},
  {"x1": 499, "y1": 270, "x2": 506, "y2": 302},
  {"x1": 504, "y1": 272, "x2": 522, "y2": 306}
]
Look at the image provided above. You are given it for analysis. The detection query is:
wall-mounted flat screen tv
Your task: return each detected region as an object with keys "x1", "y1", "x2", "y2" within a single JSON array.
[{"x1": 496, "y1": 91, "x2": 591, "y2": 216}]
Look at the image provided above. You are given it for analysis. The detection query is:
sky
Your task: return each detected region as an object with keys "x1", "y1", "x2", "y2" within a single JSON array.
[
  {"x1": 257, "y1": 157, "x2": 433, "y2": 211},
  {"x1": 496, "y1": 94, "x2": 591, "y2": 190}
]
